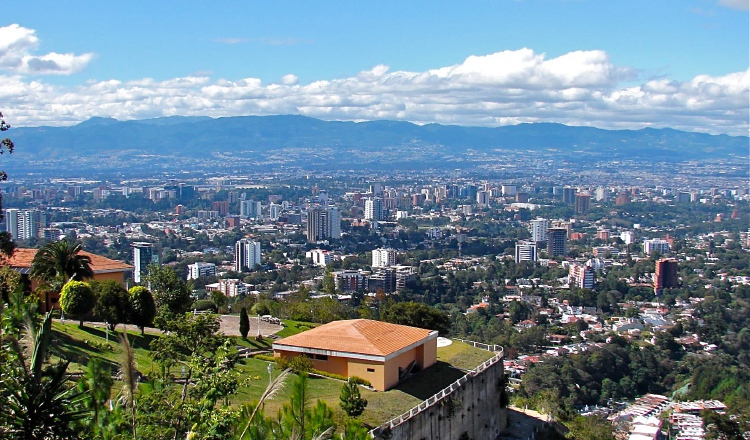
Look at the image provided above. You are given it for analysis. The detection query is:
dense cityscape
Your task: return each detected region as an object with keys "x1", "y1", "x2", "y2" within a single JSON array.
[{"x1": 1, "y1": 152, "x2": 749, "y2": 438}]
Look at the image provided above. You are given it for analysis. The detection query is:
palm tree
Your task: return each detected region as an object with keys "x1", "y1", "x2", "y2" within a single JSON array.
[{"x1": 31, "y1": 239, "x2": 94, "y2": 294}]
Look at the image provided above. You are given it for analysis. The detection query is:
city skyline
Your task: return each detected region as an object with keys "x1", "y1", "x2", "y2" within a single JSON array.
[{"x1": 1, "y1": 1, "x2": 748, "y2": 134}]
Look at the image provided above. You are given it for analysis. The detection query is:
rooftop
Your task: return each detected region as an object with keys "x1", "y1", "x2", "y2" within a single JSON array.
[
  {"x1": 273, "y1": 319, "x2": 437, "y2": 360},
  {"x1": 1, "y1": 248, "x2": 133, "y2": 274}
]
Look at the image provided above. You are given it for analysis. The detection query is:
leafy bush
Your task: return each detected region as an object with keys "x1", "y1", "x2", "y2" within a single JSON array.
[
  {"x1": 192, "y1": 299, "x2": 217, "y2": 312},
  {"x1": 253, "y1": 354, "x2": 276, "y2": 362},
  {"x1": 348, "y1": 376, "x2": 371, "y2": 387},
  {"x1": 276, "y1": 355, "x2": 313, "y2": 374}
]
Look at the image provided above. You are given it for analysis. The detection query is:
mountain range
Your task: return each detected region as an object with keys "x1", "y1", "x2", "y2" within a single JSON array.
[{"x1": 4, "y1": 115, "x2": 747, "y2": 174}]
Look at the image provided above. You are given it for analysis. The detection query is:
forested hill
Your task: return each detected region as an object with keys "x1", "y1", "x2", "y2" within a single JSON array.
[{"x1": 6, "y1": 116, "x2": 747, "y2": 171}]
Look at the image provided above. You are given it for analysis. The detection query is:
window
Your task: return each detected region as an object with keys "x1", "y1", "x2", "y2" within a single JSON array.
[
  {"x1": 367, "y1": 368, "x2": 375, "y2": 373},
  {"x1": 314, "y1": 354, "x2": 328, "y2": 361}
]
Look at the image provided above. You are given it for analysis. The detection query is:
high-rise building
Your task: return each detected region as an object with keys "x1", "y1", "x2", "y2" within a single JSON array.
[
  {"x1": 187, "y1": 262, "x2": 217, "y2": 280},
  {"x1": 515, "y1": 240, "x2": 538, "y2": 263},
  {"x1": 5, "y1": 209, "x2": 47, "y2": 241},
  {"x1": 306, "y1": 206, "x2": 341, "y2": 242},
  {"x1": 530, "y1": 218, "x2": 550, "y2": 242},
  {"x1": 364, "y1": 198, "x2": 383, "y2": 221},
  {"x1": 269, "y1": 203, "x2": 282, "y2": 221},
  {"x1": 654, "y1": 258, "x2": 679, "y2": 295},
  {"x1": 476, "y1": 191, "x2": 490, "y2": 206},
  {"x1": 644, "y1": 238, "x2": 670, "y2": 255},
  {"x1": 569, "y1": 264, "x2": 595, "y2": 289},
  {"x1": 595, "y1": 187, "x2": 608, "y2": 202},
  {"x1": 4, "y1": 208, "x2": 19, "y2": 241},
  {"x1": 133, "y1": 242, "x2": 159, "y2": 283},
  {"x1": 562, "y1": 187, "x2": 577, "y2": 204},
  {"x1": 235, "y1": 239, "x2": 261, "y2": 271},
  {"x1": 240, "y1": 200, "x2": 262, "y2": 219},
  {"x1": 501, "y1": 185, "x2": 517, "y2": 197},
  {"x1": 620, "y1": 231, "x2": 634, "y2": 245},
  {"x1": 575, "y1": 193, "x2": 591, "y2": 214},
  {"x1": 372, "y1": 248, "x2": 397, "y2": 268},
  {"x1": 547, "y1": 228, "x2": 568, "y2": 257}
]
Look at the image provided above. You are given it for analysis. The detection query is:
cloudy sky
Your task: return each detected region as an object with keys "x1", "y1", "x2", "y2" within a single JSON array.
[{"x1": 2, "y1": 0, "x2": 748, "y2": 135}]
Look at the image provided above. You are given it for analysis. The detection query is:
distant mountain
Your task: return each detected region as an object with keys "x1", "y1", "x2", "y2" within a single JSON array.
[{"x1": 5, "y1": 115, "x2": 747, "y2": 173}]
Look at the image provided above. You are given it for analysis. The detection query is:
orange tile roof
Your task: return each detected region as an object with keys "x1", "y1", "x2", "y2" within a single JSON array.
[
  {"x1": 0, "y1": 248, "x2": 132, "y2": 273},
  {"x1": 274, "y1": 319, "x2": 436, "y2": 358}
]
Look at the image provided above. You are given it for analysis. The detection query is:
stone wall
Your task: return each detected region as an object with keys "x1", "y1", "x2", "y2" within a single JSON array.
[{"x1": 370, "y1": 343, "x2": 507, "y2": 440}]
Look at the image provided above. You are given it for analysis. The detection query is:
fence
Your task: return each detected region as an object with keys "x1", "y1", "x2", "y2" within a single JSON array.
[{"x1": 369, "y1": 339, "x2": 504, "y2": 437}]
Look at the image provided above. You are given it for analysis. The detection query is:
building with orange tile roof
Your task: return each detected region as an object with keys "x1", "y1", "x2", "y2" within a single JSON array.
[
  {"x1": 1, "y1": 247, "x2": 133, "y2": 312},
  {"x1": 273, "y1": 319, "x2": 438, "y2": 391}
]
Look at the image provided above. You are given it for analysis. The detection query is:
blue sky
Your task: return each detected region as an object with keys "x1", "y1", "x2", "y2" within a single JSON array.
[{"x1": 2, "y1": 0, "x2": 748, "y2": 134}]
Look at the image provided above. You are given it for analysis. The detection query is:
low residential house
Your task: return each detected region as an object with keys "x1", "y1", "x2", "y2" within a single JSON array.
[
  {"x1": 272, "y1": 319, "x2": 438, "y2": 391},
  {"x1": 1, "y1": 248, "x2": 133, "y2": 312}
]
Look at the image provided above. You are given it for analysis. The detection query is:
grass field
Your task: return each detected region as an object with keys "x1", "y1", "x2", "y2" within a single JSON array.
[{"x1": 51, "y1": 321, "x2": 495, "y2": 428}]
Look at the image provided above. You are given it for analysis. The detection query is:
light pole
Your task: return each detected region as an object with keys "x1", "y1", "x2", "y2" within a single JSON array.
[{"x1": 267, "y1": 362, "x2": 273, "y2": 386}]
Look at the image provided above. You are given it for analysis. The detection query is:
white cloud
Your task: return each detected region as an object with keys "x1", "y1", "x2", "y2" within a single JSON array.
[
  {"x1": 718, "y1": 0, "x2": 749, "y2": 10},
  {"x1": 0, "y1": 48, "x2": 747, "y2": 135},
  {"x1": 0, "y1": 24, "x2": 93, "y2": 75},
  {"x1": 280, "y1": 74, "x2": 298, "y2": 85}
]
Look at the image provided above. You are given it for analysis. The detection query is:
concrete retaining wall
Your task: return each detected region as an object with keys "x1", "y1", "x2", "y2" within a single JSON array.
[{"x1": 370, "y1": 343, "x2": 507, "y2": 440}]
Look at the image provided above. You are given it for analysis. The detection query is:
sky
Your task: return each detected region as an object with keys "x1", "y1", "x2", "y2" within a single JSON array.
[{"x1": 1, "y1": 0, "x2": 748, "y2": 135}]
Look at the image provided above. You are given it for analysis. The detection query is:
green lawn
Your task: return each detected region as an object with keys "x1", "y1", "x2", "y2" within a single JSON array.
[{"x1": 50, "y1": 322, "x2": 496, "y2": 427}]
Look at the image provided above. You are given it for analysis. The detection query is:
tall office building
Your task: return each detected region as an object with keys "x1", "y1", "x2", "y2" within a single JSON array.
[
  {"x1": 654, "y1": 258, "x2": 679, "y2": 295},
  {"x1": 306, "y1": 206, "x2": 341, "y2": 242},
  {"x1": 530, "y1": 218, "x2": 550, "y2": 242},
  {"x1": 4, "y1": 208, "x2": 19, "y2": 241},
  {"x1": 476, "y1": 190, "x2": 490, "y2": 206},
  {"x1": 562, "y1": 187, "x2": 577, "y2": 204},
  {"x1": 240, "y1": 200, "x2": 262, "y2": 219},
  {"x1": 595, "y1": 187, "x2": 608, "y2": 202},
  {"x1": 501, "y1": 185, "x2": 517, "y2": 197},
  {"x1": 133, "y1": 242, "x2": 159, "y2": 283},
  {"x1": 372, "y1": 248, "x2": 397, "y2": 268},
  {"x1": 515, "y1": 240, "x2": 538, "y2": 263},
  {"x1": 575, "y1": 193, "x2": 591, "y2": 214},
  {"x1": 547, "y1": 228, "x2": 568, "y2": 257},
  {"x1": 235, "y1": 239, "x2": 261, "y2": 271},
  {"x1": 4, "y1": 209, "x2": 47, "y2": 241},
  {"x1": 364, "y1": 198, "x2": 383, "y2": 221}
]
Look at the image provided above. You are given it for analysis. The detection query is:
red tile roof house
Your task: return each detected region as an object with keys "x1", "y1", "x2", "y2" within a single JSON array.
[
  {"x1": 272, "y1": 319, "x2": 439, "y2": 391},
  {"x1": 1, "y1": 248, "x2": 133, "y2": 312}
]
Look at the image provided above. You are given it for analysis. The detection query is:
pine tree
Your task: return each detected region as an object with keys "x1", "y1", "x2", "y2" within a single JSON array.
[
  {"x1": 239, "y1": 306, "x2": 250, "y2": 339},
  {"x1": 339, "y1": 379, "x2": 368, "y2": 418}
]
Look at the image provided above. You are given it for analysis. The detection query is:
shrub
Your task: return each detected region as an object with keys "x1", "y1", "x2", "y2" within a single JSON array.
[
  {"x1": 276, "y1": 355, "x2": 313, "y2": 374},
  {"x1": 60, "y1": 281, "x2": 95, "y2": 328},
  {"x1": 254, "y1": 354, "x2": 276, "y2": 362},
  {"x1": 348, "y1": 376, "x2": 371, "y2": 387},
  {"x1": 192, "y1": 299, "x2": 217, "y2": 312}
]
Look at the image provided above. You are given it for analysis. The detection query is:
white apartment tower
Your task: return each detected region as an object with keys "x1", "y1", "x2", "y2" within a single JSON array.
[
  {"x1": 187, "y1": 262, "x2": 217, "y2": 280},
  {"x1": 240, "y1": 200, "x2": 262, "y2": 219},
  {"x1": 372, "y1": 248, "x2": 397, "y2": 268},
  {"x1": 529, "y1": 218, "x2": 550, "y2": 243},
  {"x1": 235, "y1": 239, "x2": 262, "y2": 271},
  {"x1": 364, "y1": 198, "x2": 383, "y2": 221},
  {"x1": 515, "y1": 240, "x2": 538, "y2": 263},
  {"x1": 644, "y1": 238, "x2": 670, "y2": 255}
]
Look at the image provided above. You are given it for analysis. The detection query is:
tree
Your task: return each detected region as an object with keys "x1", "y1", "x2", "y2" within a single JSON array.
[
  {"x1": 92, "y1": 280, "x2": 131, "y2": 331},
  {"x1": 60, "y1": 280, "x2": 95, "y2": 328},
  {"x1": 339, "y1": 380, "x2": 368, "y2": 418},
  {"x1": 276, "y1": 373, "x2": 335, "y2": 440},
  {"x1": 381, "y1": 302, "x2": 451, "y2": 334},
  {"x1": 239, "y1": 306, "x2": 250, "y2": 339},
  {"x1": 0, "y1": 112, "x2": 14, "y2": 257},
  {"x1": 128, "y1": 286, "x2": 156, "y2": 335},
  {"x1": 31, "y1": 239, "x2": 94, "y2": 294},
  {"x1": 146, "y1": 265, "x2": 192, "y2": 327},
  {"x1": 565, "y1": 415, "x2": 616, "y2": 440}
]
